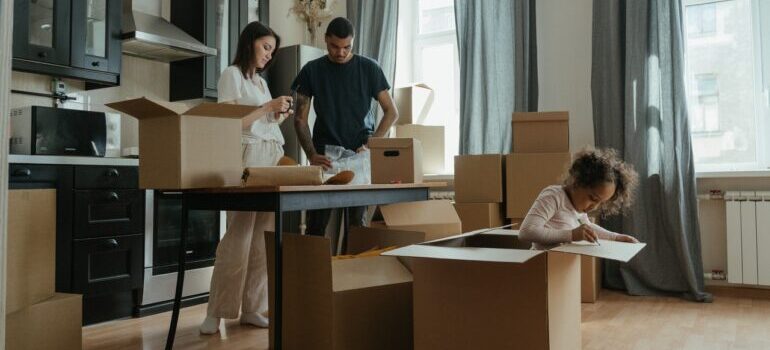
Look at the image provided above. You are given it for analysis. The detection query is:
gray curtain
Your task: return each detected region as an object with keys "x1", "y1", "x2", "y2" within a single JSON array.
[
  {"x1": 347, "y1": 0, "x2": 398, "y2": 90},
  {"x1": 592, "y1": 0, "x2": 711, "y2": 302},
  {"x1": 455, "y1": 0, "x2": 537, "y2": 155}
]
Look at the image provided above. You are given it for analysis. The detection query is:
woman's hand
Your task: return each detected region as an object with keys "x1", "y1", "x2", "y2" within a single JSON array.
[
  {"x1": 614, "y1": 234, "x2": 640, "y2": 243},
  {"x1": 266, "y1": 96, "x2": 293, "y2": 114},
  {"x1": 571, "y1": 224, "x2": 598, "y2": 243}
]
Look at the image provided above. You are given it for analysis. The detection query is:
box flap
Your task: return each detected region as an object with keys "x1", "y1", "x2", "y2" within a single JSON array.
[
  {"x1": 347, "y1": 227, "x2": 427, "y2": 255},
  {"x1": 512, "y1": 111, "x2": 569, "y2": 122},
  {"x1": 332, "y1": 256, "x2": 412, "y2": 292},
  {"x1": 381, "y1": 200, "x2": 460, "y2": 227},
  {"x1": 183, "y1": 102, "x2": 260, "y2": 119},
  {"x1": 383, "y1": 245, "x2": 543, "y2": 264},
  {"x1": 549, "y1": 240, "x2": 646, "y2": 262},
  {"x1": 106, "y1": 97, "x2": 186, "y2": 119},
  {"x1": 368, "y1": 137, "x2": 417, "y2": 149}
]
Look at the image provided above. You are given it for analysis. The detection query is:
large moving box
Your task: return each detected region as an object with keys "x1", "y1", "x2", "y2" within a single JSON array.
[
  {"x1": 369, "y1": 138, "x2": 423, "y2": 184},
  {"x1": 6, "y1": 293, "x2": 83, "y2": 350},
  {"x1": 512, "y1": 111, "x2": 569, "y2": 153},
  {"x1": 454, "y1": 154, "x2": 505, "y2": 203},
  {"x1": 107, "y1": 97, "x2": 256, "y2": 189},
  {"x1": 266, "y1": 229, "x2": 425, "y2": 350},
  {"x1": 369, "y1": 200, "x2": 462, "y2": 241},
  {"x1": 394, "y1": 83, "x2": 434, "y2": 125},
  {"x1": 7, "y1": 189, "x2": 56, "y2": 314},
  {"x1": 582, "y1": 256, "x2": 602, "y2": 303},
  {"x1": 395, "y1": 124, "x2": 445, "y2": 174},
  {"x1": 506, "y1": 152, "x2": 571, "y2": 218},
  {"x1": 453, "y1": 202, "x2": 505, "y2": 232},
  {"x1": 385, "y1": 229, "x2": 645, "y2": 350}
]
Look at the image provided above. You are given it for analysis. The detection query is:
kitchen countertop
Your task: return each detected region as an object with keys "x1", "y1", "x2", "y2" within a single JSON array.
[{"x1": 8, "y1": 154, "x2": 139, "y2": 166}]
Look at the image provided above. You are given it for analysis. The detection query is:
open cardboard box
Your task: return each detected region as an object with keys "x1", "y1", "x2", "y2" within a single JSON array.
[
  {"x1": 368, "y1": 200, "x2": 462, "y2": 241},
  {"x1": 107, "y1": 97, "x2": 257, "y2": 189},
  {"x1": 384, "y1": 229, "x2": 645, "y2": 350},
  {"x1": 394, "y1": 83, "x2": 435, "y2": 125},
  {"x1": 265, "y1": 228, "x2": 427, "y2": 350}
]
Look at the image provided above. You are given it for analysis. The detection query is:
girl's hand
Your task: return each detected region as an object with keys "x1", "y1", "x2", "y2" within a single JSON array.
[
  {"x1": 267, "y1": 96, "x2": 292, "y2": 113},
  {"x1": 571, "y1": 224, "x2": 598, "y2": 243},
  {"x1": 614, "y1": 234, "x2": 640, "y2": 243}
]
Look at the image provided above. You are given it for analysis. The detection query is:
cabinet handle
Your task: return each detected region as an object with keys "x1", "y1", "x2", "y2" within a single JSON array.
[
  {"x1": 104, "y1": 239, "x2": 119, "y2": 249},
  {"x1": 91, "y1": 61, "x2": 100, "y2": 67},
  {"x1": 107, "y1": 192, "x2": 120, "y2": 201},
  {"x1": 105, "y1": 168, "x2": 120, "y2": 177},
  {"x1": 12, "y1": 168, "x2": 32, "y2": 177},
  {"x1": 37, "y1": 51, "x2": 47, "y2": 58}
]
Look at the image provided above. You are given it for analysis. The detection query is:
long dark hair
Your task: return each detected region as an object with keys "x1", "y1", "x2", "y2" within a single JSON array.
[{"x1": 231, "y1": 21, "x2": 280, "y2": 79}]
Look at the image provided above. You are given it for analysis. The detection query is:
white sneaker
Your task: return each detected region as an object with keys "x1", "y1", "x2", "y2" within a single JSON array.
[
  {"x1": 199, "y1": 316, "x2": 221, "y2": 335},
  {"x1": 240, "y1": 312, "x2": 269, "y2": 328}
]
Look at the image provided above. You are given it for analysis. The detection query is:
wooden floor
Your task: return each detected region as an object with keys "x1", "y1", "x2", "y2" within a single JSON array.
[{"x1": 83, "y1": 288, "x2": 770, "y2": 350}]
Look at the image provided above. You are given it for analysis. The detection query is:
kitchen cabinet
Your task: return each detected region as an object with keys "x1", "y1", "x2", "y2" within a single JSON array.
[
  {"x1": 169, "y1": 0, "x2": 269, "y2": 101},
  {"x1": 12, "y1": 0, "x2": 122, "y2": 87},
  {"x1": 8, "y1": 163, "x2": 144, "y2": 325}
]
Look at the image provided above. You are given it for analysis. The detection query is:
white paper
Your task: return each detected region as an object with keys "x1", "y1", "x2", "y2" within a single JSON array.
[{"x1": 549, "y1": 240, "x2": 646, "y2": 263}]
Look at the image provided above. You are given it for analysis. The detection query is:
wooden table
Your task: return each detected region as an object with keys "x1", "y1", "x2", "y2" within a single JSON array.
[{"x1": 165, "y1": 183, "x2": 439, "y2": 349}]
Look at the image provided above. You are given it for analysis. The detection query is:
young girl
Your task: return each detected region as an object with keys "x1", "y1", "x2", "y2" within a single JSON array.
[
  {"x1": 200, "y1": 21, "x2": 293, "y2": 335},
  {"x1": 519, "y1": 148, "x2": 640, "y2": 250}
]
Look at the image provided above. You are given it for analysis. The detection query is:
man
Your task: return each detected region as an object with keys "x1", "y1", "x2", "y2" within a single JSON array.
[{"x1": 292, "y1": 17, "x2": 399, "y2": 237}]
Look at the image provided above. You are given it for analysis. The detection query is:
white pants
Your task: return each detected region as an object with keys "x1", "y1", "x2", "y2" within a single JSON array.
[{"x1": 207, "y1": 139, "x2": 283, "y2": 318}]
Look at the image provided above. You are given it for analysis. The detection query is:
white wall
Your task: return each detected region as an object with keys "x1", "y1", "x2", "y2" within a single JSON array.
[{"x1": 536, "y1": 0, "x2": 595, "y2": 151}]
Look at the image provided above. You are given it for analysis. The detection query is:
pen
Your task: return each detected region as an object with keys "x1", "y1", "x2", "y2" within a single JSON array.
[{"x1": 578, "y1": 216, "x2": 601, "y2": 246}]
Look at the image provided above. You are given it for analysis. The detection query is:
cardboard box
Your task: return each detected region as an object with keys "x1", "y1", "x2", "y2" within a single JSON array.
[
  {"x1": 266, "y1": 229, "x2": 424, "y2": 350},
  {"x1": 512, "y1": 111, "x2": 569, "y2": 153},
  {"x1": 453, "y1": 202, "x2": 505, "y2": 232},
  {"x1": 7, "y1": 189, "x2": 56, "y2": 314},
  {"x1": 395, "y1": 124, "x2": 445, "y2": 174},
  {"x1": 506, "y1": 152, "x2": 571, "y2": 218},
  {"x1": 394, "y1": 83, "x2": 434, "y2": 125},
  {"x1": 369, "y1": 138, "x2": 423, "y2": 184},
  {"x1": 384, "y1": 230, "x2": 645, "y2": 350},
  {"x1": 6, "y1": 293, "x2": 83, "y2": 350},
  {"x1": 107, "y1": 97, "x2": 255, "y2": 189},
  {"x1": 370, "y1": 200, "x2": 462, "y2": 241},
  {"x1": 581, "y1": 256, "x2": 602, "y2": 303},
  {"x1": 454, "y1": 154, "x2": 505, "y2": 203}
]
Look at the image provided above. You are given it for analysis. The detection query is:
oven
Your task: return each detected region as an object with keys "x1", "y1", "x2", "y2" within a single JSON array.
[{"x1": 138, "y1": 190, "x2": 226, "y2": 314}]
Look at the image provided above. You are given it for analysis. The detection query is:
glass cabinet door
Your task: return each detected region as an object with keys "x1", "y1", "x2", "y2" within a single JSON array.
[
  {"x1": 85, "y1": 0, "x2": 107, "y2": 58},
  {"x1": 71, "y1": 0, "x2": 122, "y2": 73},
  {"x1": 13, "y1": 0, "x2": 72, "y2": 65},
  {"x1": 28, "y1": 0, "x2": 55, "y2": 48}
]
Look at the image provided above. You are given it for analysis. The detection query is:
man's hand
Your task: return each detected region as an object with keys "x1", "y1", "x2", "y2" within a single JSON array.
[
  {"x1": 614, "y1": 234, "x2": 640, "y2": 243},
  {"x1": 356, "y1": 145, "x2": 368, "y2": 153},
  {"x1": 309, "y1": 154, "x2": 332, "y2": 170},
  {"x1": 571, "y1": 224, "x2": 598, "y2": 243}
]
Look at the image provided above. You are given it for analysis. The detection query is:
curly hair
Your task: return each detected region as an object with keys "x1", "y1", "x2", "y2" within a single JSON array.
[{"x1": 563, "y1": 147, "x2": 639, "y2": 217}]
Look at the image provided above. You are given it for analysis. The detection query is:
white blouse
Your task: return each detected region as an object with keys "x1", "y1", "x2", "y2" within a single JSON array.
[{"x1": 217, "y1": 65, "x2": 284, "y2": 144}]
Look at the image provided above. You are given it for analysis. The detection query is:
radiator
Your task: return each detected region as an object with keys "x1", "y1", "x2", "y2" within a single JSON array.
[{"x1": 725, "y1": 191, "x2": 770, "y2": 285}]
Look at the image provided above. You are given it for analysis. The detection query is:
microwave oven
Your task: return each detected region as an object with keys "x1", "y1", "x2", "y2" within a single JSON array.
[{"x1": 9, "y1": 106, "x2": 112, "y2": 157}]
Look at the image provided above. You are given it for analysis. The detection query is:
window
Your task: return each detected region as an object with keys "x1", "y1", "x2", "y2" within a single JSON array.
[
  {"x1": 396, "y1": 0, "x2": 460, "y2": 174},
  {"x1": 683, "y1": 0, "x2": 770, "y2": 172}
]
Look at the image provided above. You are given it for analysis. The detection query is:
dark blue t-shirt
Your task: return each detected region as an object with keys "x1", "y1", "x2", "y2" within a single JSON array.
[{"x1": 291, "y1": 54, "x2": 390, "y2": 154}]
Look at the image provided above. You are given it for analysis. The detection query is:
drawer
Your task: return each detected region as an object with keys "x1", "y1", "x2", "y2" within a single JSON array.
[
  {"x1": 8, "y1": 164, "x2": 60, "y2": 183},
  {"x1": 73, "y1": 234, "x2": 144, "y2": 295},
  {"x1": 75, "y1": 166, "x2": 138, "y2": 189},
  {"x1": 74, "y1": 190, "x2": 145, "y2": 238}
]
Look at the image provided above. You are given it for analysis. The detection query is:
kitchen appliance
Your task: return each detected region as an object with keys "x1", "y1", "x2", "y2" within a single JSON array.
[
  {"x1": 9, "y1": 106, "x2": 114, "y2": 157},
  {"x1": 138, "y1": 190, "x2": 226, "y2": 315}
]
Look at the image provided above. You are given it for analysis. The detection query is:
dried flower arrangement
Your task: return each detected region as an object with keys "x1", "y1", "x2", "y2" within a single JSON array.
[{"x1": 289, "y1": 0, "x2": 336, "y2": 45}]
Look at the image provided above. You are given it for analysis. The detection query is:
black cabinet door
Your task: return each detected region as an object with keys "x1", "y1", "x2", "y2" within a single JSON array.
[
  {"x1": 71, "y1": 0, "x2": 122, "y2": 74},
  {"x1": 72, "y1": 234, "x2": 144, "y2": 295},
  {"x1": 12, "y1": 0, "x2": 72, "y2": 65},
  {"x1": 74, "y1": 189, "x2": 145, "y2": 239}
]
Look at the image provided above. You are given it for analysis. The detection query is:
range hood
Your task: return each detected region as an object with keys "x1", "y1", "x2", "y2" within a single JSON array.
[{"x1": 121, "y1": 0, "x2": 216, "y2": 62}]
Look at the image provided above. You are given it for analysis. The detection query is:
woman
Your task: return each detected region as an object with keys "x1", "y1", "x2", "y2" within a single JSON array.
[{"x1": 200, "y1": 21, "x2": 292, "y2": 335}]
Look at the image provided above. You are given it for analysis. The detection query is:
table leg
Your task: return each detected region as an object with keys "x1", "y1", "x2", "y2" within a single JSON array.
[
  {"x1": 165, "y1": 196, "x2": 188, "y2": 350},
  {"x1": 342, "y1": 207, "x2": 350, "y2": 254},
  {"x1": 274, "y1": 206, "x2": 283, "y2": 350}
]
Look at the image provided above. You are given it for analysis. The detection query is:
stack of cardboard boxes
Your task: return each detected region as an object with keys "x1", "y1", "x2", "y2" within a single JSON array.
[
  {"x1": 505, "y1": 111, "x2": 572, "y2": 222},
  {"x1": 453, "y1": 154, "x2": 506, "y2": 232},
  {"x1": 393, "y1": 84, "x2": 446, "y2": 174},
  {"x1": 7, "y1": 189, "x2": 82, "y2": 350}
]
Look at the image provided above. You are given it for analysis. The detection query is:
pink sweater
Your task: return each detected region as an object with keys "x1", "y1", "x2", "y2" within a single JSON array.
[{"x1": 519, "y1": 185, "x2": 619, "y2": 250}]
